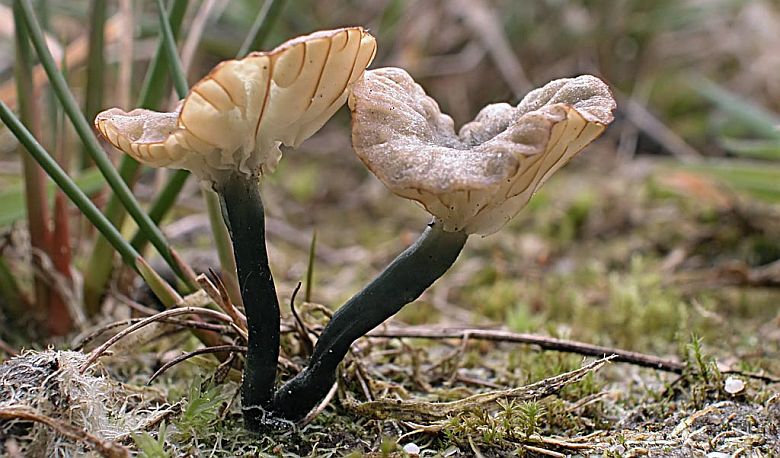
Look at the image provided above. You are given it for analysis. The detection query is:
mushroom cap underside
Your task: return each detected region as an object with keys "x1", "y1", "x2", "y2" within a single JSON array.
[{"x1": 96, "y1": 26, "x2": 377, "y2": 184}]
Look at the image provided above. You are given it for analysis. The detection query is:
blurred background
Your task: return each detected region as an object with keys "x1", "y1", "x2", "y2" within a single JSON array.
[{"x1": 0, "y1": 0, "x2": 779, "y2": 454}]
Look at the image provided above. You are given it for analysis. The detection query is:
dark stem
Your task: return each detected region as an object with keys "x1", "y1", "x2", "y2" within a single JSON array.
[
  {"x1": 216, "y1": 173, "x2": 280, "y2": 431},
  {"x1": 270, "y1": 221, "x2": 468, "y2": 420}
]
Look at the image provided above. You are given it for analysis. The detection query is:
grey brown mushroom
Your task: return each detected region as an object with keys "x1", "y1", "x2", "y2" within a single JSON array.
[{"x1": 349, "y1": 67, "x2": 616, "y2": 235}]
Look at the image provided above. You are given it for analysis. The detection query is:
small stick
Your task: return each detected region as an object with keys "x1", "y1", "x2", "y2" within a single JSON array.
[
  {"x1": 147, "y1": 344, "x2": 247, "y2": 384},
  {"x1": 0, "y1": 407, "x2": 129, "y2": 458},
  {"x1": 197, "y1": 272, "x2": 248, "y2": 339},
  {"x1": 522, "y1": 444, "x2": 565, "y2": 458},
  {"x1": 80, "y1": 307, "x2": 234, "y2": 373},
  {"x1": 289, "y1": 282, "x2": 314, "y2": 356},
  {"x1": 368, "y1": 326, "x2": 780, "y2": 383},
  {"x1": 301, "y1": 380, "x2": 339, "y2": 426},
  {"x1": 368, "y1": 326, "x2": 683, "y2": 373},
  {"x1": 74, "y1": 317, "x2": 232, "y2": 351}
]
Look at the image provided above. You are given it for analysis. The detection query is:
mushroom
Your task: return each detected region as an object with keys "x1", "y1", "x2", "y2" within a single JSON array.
[
  {"x1": 350, "y1": 67, "x2": 616, "y2": 235},
  {"x1": 269, "y1": 67, "x2": 615, "y2": 420},
  {"x1": 95, "y1": 27, "x2": 377, "y2": 186},
  {"x1": 94, "y1": 27, "x2": 376, "y2": 431}
]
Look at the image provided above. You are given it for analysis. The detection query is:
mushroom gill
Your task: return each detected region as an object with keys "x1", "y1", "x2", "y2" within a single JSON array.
[{"x1": 96, "y1": 27, "x2": 377, "y2": 186}]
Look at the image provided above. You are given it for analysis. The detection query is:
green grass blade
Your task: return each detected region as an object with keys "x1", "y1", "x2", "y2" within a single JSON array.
[
  {"x1": 305, "y1": 231, "x2": 316, "y2": 302},
  {"x1": 137, "y1": 0, "x2": 189, "y2": 111},
  {"x1": 238, "y1": 0, "x2": 287, "y2": 57},
  {"x1": 680, "y1": 161, "x2": 780, "y2": 202},
  {"x1": 151, "y1": 0, "x2": 243, "y2": 307},
  {"x1": 84, "y1": 0, "x2": 190, "y2": 313},
  {"x1": 203, "y1": 189, "x2": 243, "y2": 308},
  {"x1": 155, "y1": 0, "x2": 188, "y2": 99},
  {"x1": 82, "y1": 0, "x2": 107, "y2": 169},
  {"x1": 719, "y1": 137, "x2": 780, "y2": 161},
  {"x1": 15, "y1": 0, "x2": 181, "y2": 278},
  {"x1": 0, "y1": 101, "x2": 141, "y2": 268},
  {"x1": 693, "y1": 77, "x2": 780, "y2": 140}
]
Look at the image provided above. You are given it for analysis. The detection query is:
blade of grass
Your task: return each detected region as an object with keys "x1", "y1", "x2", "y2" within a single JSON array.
[
  {"x1": 83, "y1": 0, "x2": 189, "y2": 314},
  {"x1": 81, "y1": 0, "x2": 107, "y2": 169},
  {"x1": 693, "y1": 76, "x2": 780, "y2": 140},
  {"x1": 719, "y1": 137, "x2": 780, "y2": 161},
  {"x1": 304, "y1": 231, "x2": 316, "y2": 302},
  {"x1": 1, "y1": 101, "x2": 139, "y2": 268},
  {"x1": 47, "y1": 45, "x2": 75, "y2": 335},
  {"x1": 13, "y1": 0, "x2": 52, "y2": 327},
  {"x1": 16, "y1": 0, "x2": 187, "y2": 285},
  {"x1": 238, "y1": 0, "x2": 287, "y2": 58},
  {"x1": 149, "y1": 0, "x2": 244, "y2": 309},
  {"x1": 0, "y1": 101, "x2": 181, "y2": 311},
  {"x1": 203, "y1": 189, "x2": 243, "y2": 308},
  {"x1": 134, "y1": 169, "x2": 189, "y2": 235},
  {"x1": 155, "y1": 0, "x2": 188, "y2": 98},
  {"x1": 680, "y1": 161, "x2": 780, "y2": 202}
]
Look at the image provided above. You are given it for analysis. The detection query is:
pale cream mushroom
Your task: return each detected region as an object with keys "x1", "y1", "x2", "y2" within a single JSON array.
[
  {"x1": 95, "y1": 27, "x2": 377, "y2": 186},
  {"x1": 94, "y1": 27, "x2": 376, "y2": 432},
  {"x1": 349, "y1": 67, "x2": 616, "y2": 235}
]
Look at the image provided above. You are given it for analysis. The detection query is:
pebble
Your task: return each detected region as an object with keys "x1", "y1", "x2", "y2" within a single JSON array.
[
  {"x1": 403, "y1": 442, "x2": 421, "y2": 456},
  {"x1": 724, "y1": 376, "x2": 745, "y2": 395}
]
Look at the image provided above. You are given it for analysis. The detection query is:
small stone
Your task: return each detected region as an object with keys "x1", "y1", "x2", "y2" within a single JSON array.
[
  {"x1": 724, "y1": 376, "x2": 745, "y2": 395},
  {"x1": 403, "y1": 442, "x2": 421, "y2": 456}
]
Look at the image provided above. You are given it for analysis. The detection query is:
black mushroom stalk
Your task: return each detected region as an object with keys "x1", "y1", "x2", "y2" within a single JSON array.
[
  {"x1": 271, "y1": 221, "x2": 468, "y2": 420},
  {"x1": 94, "y1": 27, "x2": 377, "y2": 431},
  {"x1": 215, "y1": 172, "x2": 279, "y2": 427},
  {"x1": 270, "y1": 67, "x2": 617, "y2": 420}
]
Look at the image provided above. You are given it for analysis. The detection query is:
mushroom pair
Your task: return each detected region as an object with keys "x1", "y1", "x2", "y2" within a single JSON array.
[{"x1": 96, "y1": 27, "x2": 616, "y2": 428}]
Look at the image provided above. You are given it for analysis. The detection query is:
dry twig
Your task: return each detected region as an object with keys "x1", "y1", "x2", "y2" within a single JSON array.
[
  {"x1": 369, "y1": 326, "x2": 683, "y2": 372},
  {"x1": 368, "y1": 326, "x2": 780, "y2": 383},
  {"x1": 147, "y1": 345, "x2": 247, "y2": 384},
  {"x1": 343, "y1": 357, "x2": 613, "y2": 421},
  {"x1": 0, "y1": 407, "x2": 129, "y2": 458},
  {"x1": 79, "y1": 307, "x2": 235, "y2": 373},
  {"x1": 289, "y1": 282, "x2": 315, "y2": 356}
]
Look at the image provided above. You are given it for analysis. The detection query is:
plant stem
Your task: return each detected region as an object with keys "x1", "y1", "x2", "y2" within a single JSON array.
[
  {"x1": 82, "y1": 0, "x2": 107, "y2": 169},
  {"x1": 215, "y1": 173, "x2": 280, "y2": 430},
  {"x1": 203, "y1": 189, "x2": 243, "y2": 309},
  {"x1": 0, "y1": 101, "x2": 140, "y2": 267},
  {"x1": 238, "y1": 0, "x2": 287, "y2": 58},
  {"x1": 13, "y1": 0, "x2": 53, "y2": 328},
  {"x1": 82, "y1": 0, "x2": 189, "y2": 314},
  {"x1": 16, "y1": 0, "x2": 185, "y2": 284},
  {"x1": 270, "y1": 221, "x2": 468, "y2": 420}
]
